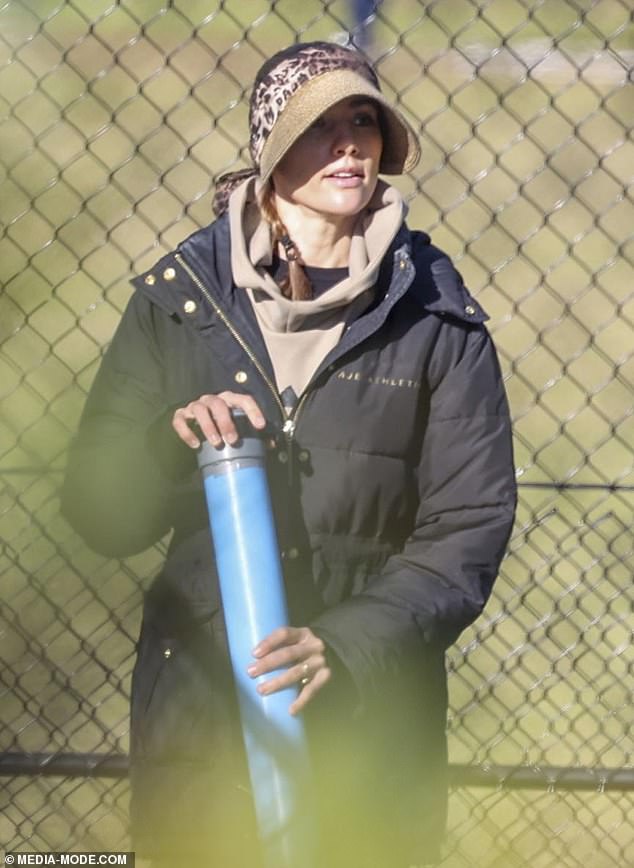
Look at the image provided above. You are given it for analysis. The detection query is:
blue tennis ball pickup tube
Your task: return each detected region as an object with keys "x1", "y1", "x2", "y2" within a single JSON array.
[{"x1": 197, "y1": 420, "x2": 315, "y2": 868}]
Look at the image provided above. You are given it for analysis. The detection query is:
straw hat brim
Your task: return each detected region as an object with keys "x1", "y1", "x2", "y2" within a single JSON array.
[{"x1": 259, "y1": 68, "x2": 420, "y2": 181}]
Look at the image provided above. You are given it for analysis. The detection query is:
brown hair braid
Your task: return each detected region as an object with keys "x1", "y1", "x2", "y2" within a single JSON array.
[{"x1": 258, "y1": 183, "x2": 313, "y2": 301}]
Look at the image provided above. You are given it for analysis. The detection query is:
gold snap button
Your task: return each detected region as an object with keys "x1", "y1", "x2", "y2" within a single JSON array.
[
  {"x1": 299, "y1": 450, "x2": 309, "y2": 463},
  {"x1": 278, "y1": 451, "x2": 288, "y2": 464},
  {"x1": 287, "y1": 548, "x2": 299, "y2": 560},
  {"x1": 465, "y1": 305, "x2": 476, "y2": 315},
  {"x1": 163, "y1": 267, "x2": 176, "y2": 280},
  {"x1": 144, "y1": 274, "x2": 156, "y2": 285},
  {"x1": 163, "y1": 648, "x2": 172, "y2": 659},
  {"x1": 234, "y1": 371, "x2": 248, "y2": 384},
  {"x1": 183, "y1": 300, "x2": 197, "y2": 314},
  {"x1": 399, "y1": 260, "x2": 406, "y2": 270}
]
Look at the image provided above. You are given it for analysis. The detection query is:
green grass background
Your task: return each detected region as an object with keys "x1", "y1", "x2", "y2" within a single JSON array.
[{"x1": 1, "y1": 0, "x2": 632, "y2": 865}]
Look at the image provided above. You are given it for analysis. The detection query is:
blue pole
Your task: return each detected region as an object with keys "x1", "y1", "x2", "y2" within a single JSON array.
[
  {"x1": 351, "y1": 0, "x2": 379, "y2": 49},
  {"x1": 197, "y1": 425, "x2": 315, "y2": 868}
]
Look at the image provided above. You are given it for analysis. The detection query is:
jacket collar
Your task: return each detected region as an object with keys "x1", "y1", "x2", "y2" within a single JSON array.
[
  {"x1": 407, "y1": 232, "x2": 488, "y2": 324},
  {"x1": 130, "y1": 216, "x2": 487, "y2": 335}
]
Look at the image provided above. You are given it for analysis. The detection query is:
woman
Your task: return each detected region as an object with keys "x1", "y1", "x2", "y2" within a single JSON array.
[{"x1": 62, "y1": 42, "x2": 516, "y2": 868}]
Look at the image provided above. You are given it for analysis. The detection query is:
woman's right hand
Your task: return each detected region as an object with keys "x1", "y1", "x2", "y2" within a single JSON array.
[{"x1": 171, "y1": 391, "x2": 266, "y2": 449}]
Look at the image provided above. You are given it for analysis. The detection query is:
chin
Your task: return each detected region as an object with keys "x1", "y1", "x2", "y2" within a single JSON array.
[{"x1": 318, "y1": 192, "x2": 372, "y2": 218}]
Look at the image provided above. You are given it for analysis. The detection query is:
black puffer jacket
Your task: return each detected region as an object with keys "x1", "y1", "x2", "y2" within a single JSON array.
[{"x1": 62, "y1": 214, "x2": 516, "y2": 867}]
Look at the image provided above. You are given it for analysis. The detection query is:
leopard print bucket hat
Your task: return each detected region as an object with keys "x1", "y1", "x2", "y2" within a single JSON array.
[
  {"x1": 251, "y1": 41, "x2": 420, "y2": 180},
  {"x1": 213, "y1": 41, "x2": 420, "y2": 216}
]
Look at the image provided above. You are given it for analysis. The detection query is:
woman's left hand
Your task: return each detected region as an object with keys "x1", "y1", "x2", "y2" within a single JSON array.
[{"x1": 247, "y1": 626, "x2": 331, "y2": 715}]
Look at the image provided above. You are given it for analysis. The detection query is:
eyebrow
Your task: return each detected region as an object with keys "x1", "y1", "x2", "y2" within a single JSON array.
[{"x1": 348, "y1": 97, "x2": 378, "y2": 110}]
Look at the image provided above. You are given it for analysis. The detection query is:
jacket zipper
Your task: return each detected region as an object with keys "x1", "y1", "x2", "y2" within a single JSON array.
[
  {"x1": 175, "y1": 253, "x2": 285, "y2": 414},
  {"x1": 174, "y1": 253, "x2": 307, "y2": 462},
  {"x1": 281, "y1": 394, "x2": 309, "y2": 488}
]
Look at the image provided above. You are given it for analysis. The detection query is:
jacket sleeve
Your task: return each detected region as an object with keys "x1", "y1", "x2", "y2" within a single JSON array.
[
  {"x1": 311, "y1": 319, "x2": 517, "y2": 700},
  {"x1": 61, "y1": 291, "x2": 196, "y2": 558}
]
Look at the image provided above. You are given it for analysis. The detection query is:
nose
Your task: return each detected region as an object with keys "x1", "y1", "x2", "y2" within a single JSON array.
[{"x1": 332, "y1": 123, "x2": 359, "y2": 155}]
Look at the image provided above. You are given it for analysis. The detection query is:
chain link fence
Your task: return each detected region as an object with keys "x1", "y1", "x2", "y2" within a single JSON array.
[{"x1": 1, "y1": 0, "x2": 632, "y2": 865}]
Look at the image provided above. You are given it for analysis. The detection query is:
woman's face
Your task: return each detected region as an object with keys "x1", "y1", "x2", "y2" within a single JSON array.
[{"x1": 272, "y1": 96, "x2": 383, "y2": 221}]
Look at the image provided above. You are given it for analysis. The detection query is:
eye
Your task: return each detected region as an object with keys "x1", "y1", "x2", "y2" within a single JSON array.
[{"x1": 353, "y1": 110, "x2": 379, "y2": 127}]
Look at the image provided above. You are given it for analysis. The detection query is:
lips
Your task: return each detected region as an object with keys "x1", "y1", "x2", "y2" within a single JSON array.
[{"x1": 325, "y1": 165, "x2": 364, "y2": 179}]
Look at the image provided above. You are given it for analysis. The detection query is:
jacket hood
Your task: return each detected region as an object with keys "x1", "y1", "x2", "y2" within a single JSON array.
[{"x1": 228, "y1": 176, "x2": 407, "y2": 331}]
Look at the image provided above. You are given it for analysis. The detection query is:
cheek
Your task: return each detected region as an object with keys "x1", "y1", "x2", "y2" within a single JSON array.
[
  {"x1": 371, "y1": 135, "x2": 383, "y2": 164},
  {"x1": 276, "y1": 143, "x2": 327, "y2": 191}
]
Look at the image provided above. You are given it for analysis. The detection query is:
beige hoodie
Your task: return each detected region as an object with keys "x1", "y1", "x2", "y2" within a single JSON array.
[{"x1": 229, "y1": 177, "x2": 405, "y2": 401}]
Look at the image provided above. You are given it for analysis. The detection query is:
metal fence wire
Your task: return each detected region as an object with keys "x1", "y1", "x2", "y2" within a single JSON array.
[{"x1": 1, "y1": 0, "x2": 632, "y2": 865}]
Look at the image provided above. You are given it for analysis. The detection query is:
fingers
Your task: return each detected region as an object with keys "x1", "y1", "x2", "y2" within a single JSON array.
[
  {"x1": 251, "y1": 626, "x2": 306, "y2": 659},
  {"x1": 248, "y1": 626, "x2": 332, "y2": 713},
  {"x1": 252, "y1": 652, "x2": 331, "y2": 713},
  {"x1": 171, "y1": 391, "x2": 265, "y2": 448},
  {"x1": 290, "y1": 665, "x2": 331, "y2": 716}
]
